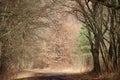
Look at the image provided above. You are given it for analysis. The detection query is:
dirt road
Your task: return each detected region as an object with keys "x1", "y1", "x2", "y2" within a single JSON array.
[
  {"x1": 15, "y1": 72, "x2": 93, "y2": 80},
  {"x1": 14, "y1": 69, "x2": 119, "y2": 80}
]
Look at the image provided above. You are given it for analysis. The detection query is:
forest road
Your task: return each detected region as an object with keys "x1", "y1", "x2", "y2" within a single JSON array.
[
  {"x1": 15, "y1": 72, "x2": 88, "y2": 80},
  {"x1": 14, "y1": 69, "x2": 92, "y2": 80},
  {"x1": 14, "y1": 69, "x2": 117, "y2": 80}
]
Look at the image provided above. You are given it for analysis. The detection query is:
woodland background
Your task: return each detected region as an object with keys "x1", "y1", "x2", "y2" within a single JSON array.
[{"x1": 0, "y1": 0, "x2": 120, "y2": 80}]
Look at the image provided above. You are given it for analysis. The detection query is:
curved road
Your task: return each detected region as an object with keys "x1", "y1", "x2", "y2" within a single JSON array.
[
  {"x1": 14, "y1": 69, "x2": 115, "y2": 80},
  {"x1": 14, "y1": 69, "x2": 92, "y2": 80}
]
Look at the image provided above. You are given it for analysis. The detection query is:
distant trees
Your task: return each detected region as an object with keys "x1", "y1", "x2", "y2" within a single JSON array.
[
  {"x1": 0, "y1": 0, "x2": 80, "y2": 79},
  {"x1": 1, "y1": 0, "x2": 120, "y2": 79},
  {"x1": 41, "y1": 7, "x2": 79, "y2": 68},
  {"x1": 76, "y1": 26, "x2": 90, "y2": 53}
]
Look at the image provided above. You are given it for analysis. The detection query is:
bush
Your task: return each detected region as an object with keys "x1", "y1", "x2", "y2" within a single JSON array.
[{"x1": 80, "y1": 45, "x2": 90, "y2": 52}]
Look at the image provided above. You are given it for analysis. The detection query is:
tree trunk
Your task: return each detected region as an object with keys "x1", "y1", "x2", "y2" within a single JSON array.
[
  {"x1": 91, "y1": 34, "x2": 101, "y2": 73},
  {"x1": 0, "y1": 37, "x2": 12, "y2": 80},
  {"x1": 91, "y1": 48, "x2": 101, "y2": 73}
]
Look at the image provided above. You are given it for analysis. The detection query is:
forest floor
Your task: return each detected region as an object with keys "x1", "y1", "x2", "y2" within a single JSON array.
[{"x1": 14, "y1": 69, "x2": 120, "y2": 80}]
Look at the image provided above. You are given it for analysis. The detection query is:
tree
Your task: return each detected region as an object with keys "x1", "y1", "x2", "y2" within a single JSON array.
[
  {"x1": 0, "y1": 0, "x2": 53, "y2": 79},
  {"x1": 72, "y1": 0, "x2": 105, "y2": 73},
  {"x1": 89, "y1": 0, "x2": 120, "y2": 9},
  {"x1": 73, "y1": 0, "x2": 120, "y2": 73},
  {"x1": 76, "y1": 26, "x2": 90, "y2": 53},
  {"x1": 0, "y1": 0, "x2": 79, "y2": 79},
  {"x1": 54, "y1": 0, "x2": 102, "y2": 73}
]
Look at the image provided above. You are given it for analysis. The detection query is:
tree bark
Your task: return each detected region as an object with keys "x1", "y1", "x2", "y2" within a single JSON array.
[{"x1": 91, "y1": 48, "x2": 101, "y2": 73}]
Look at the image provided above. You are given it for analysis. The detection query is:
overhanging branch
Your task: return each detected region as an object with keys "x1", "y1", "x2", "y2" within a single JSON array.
[{"x1": 89, "y1": 0, "x2": 120, "y2": 9}]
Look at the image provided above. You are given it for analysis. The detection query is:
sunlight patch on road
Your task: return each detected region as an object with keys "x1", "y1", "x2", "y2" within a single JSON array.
[{"x1": 25, "y1": 67, "x2": 92, "y2": 74}]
